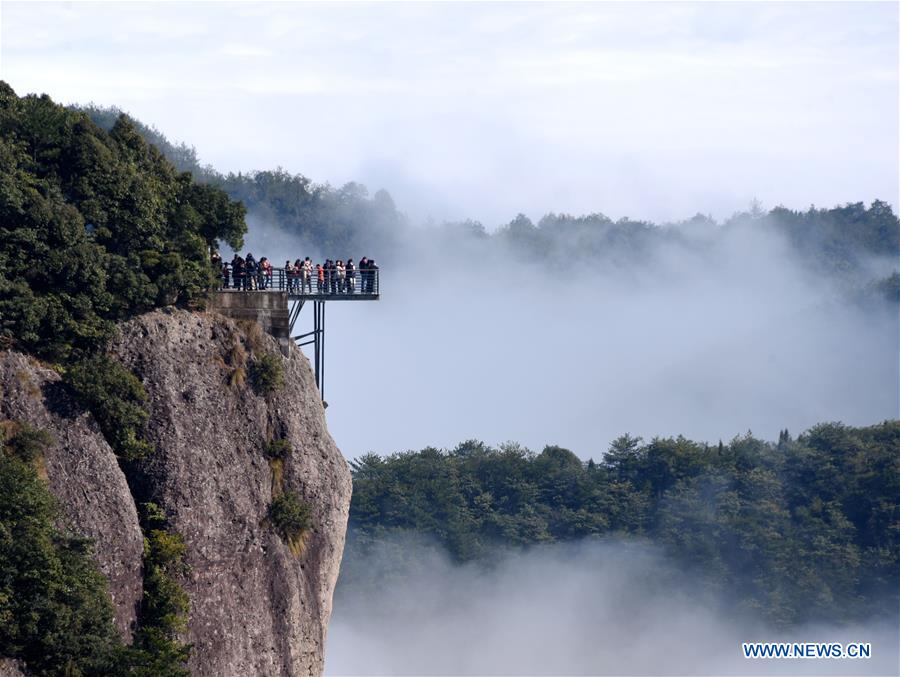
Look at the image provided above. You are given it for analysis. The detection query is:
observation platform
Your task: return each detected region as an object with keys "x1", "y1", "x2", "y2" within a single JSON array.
[
  {"x1": 219, "y1": 266, "x2": 379, "y2": 300},
  {"x1": 211, "y1": 266, "x2": 379, "y2": 404}
]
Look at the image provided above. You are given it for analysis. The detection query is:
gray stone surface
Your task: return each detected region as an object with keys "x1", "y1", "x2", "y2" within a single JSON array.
[
  {"x1": 0, "y1": 659, "x2": 27, "y2": 677},
  {"x1": 0, "y1": 309, "x2": 350, "y2": 676},
  {"x1": 111, "y1": 309, "x2": 351, "y2": 676},
  {"x1": 0, "y1": 351, "x2": 144, "y2": 641},
  {"x1": 209, "y1": 291, "x2": 290, "y2": 339}
]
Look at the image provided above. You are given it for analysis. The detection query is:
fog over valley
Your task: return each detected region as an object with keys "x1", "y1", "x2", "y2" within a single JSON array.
[
  {"x1": 328, "y1": 538, "x2": 898, "y2": 676},
  {"x1": 242, "y1": 217, "x2": 899, "y2": 460}
]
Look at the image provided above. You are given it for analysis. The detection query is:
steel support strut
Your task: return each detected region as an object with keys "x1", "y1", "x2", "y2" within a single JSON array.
[
  {"x1": 258, "y1": 269, "x2": 380, "y2": 406},
  {"x1": 290, "y1": 299, "x2": 326, "y2": 403},
  {"x1": 314, "y1": 301, "x2": 321, "y2": 393},
  {"x1": 319, "y1": 301, "x2": 326, "y2": 403}
]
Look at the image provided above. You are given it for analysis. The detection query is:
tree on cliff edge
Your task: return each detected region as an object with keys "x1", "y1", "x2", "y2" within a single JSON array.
[{"x1": 0, "y1": 81, "x2": 247, "y2": 362}]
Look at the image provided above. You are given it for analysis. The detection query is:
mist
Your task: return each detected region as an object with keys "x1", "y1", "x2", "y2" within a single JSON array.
[
  {"x1": 239, "y1": 216, "x2": 899, "y2": 460},
  {"x1": 326, "y1": 537, "x2": 897, "y2": 676}
]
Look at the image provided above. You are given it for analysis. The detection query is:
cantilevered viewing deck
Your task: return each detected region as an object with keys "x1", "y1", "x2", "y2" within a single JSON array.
[{"x1": 211, "y1": 265, "x2": 379, "y2": 404}]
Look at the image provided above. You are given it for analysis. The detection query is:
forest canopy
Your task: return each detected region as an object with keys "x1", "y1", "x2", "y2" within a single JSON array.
[
  {"x1": 345, "y1": 421, "x2": 900, "y2": 628},
  {"x1": 0, "y1": 83, "x2": 247, "y2": 362},
  {"x1": 78, "y1": 103, "x2": 407, "y2": 257}
]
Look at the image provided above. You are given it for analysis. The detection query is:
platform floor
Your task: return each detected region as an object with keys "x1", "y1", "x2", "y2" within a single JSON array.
[{"x1": 217, "y1": 289, "x2": 378, "y2": 301}]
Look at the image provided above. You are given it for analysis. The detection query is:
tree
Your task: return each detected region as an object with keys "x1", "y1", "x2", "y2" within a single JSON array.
[{"x1": 0, "y1": 82, "x2": 247, "y2": 361}]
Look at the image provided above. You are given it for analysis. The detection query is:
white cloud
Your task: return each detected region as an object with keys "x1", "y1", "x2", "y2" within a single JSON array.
[{"x1": 219, "y1": 44, "x2": 273, "y2": 59}]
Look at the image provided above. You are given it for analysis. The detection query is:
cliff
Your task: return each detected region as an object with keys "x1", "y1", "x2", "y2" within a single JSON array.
[
  {"x1": 0, "y1": 309, "x2": 352, "y2": 676},
  {"x1": 0, "y1": 351, "x2": 144, "y2": 639}
]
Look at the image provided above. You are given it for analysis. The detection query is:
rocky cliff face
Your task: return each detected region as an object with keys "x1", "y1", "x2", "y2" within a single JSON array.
[
  {"x1": 0, "y1": 309, "x2": 352, "y2": 676},
  {"x1": 0, "y1": 351, "x2": 144, "y2": 639}
]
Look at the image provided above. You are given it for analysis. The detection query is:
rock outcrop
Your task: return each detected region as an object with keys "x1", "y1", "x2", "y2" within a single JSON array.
[
  {"x1": 112, "y1": 309, "x2": 352, "y2": 676},
  {"x1": 0, "y1": 308, "x2": 352, "y2": 676},
  {"x1": 0, "y1": 351, "x2": 144, "y2": 640}
]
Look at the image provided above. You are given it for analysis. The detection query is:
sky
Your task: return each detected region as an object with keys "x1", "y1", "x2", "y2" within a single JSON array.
[{"x1": 1, "y1": 1, "x2": 897, "y2": 227}]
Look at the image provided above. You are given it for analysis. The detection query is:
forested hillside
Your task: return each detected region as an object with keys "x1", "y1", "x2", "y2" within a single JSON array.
[
  {"x1": 0, "y1": 85, "x2": 245, "y2": 362},
  {"x1": 0, "y1": 82, "x2": 248, "y2": 674},
  {"x1": 345, "y1": 421, "x2": 900, "y2": 627},
  {"x1": 78, "y1": 104, "x2": 408, "y2": 256}
]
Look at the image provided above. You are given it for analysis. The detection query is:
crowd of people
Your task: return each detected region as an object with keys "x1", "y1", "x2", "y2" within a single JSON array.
[{"x1": 210, "y1": 252, "x2": 379, "y2": 294}]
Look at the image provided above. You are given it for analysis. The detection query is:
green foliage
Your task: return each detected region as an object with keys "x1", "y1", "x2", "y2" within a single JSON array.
[
  {"x1": 121, "y1": 506, "x2": 191, "y2": 677},
  {"x1": 63, "y1": 356, "x2": 191, "y2": 672},
  {"x1": 249, "y1": 353, "x2": 284, "y2": 395},
  {"x1": 0, "y1": 422, "x2": 123, "y2": 675},
  {"x1": 0, "y1": 421, "x2": 191, "y2": 676},
  {"x1": 0, "y1": 82, "x2": 246, "y2": 362},
  {"x1": 82, "y1": 106, "x2": 407, "y2": 255},
  {"x1": 873, "y1": 271, "x2": 900, "y2": 303},
  {"x1": 269, "y1": 491, "x2": 313, "y2": 543},
  {"x1": 348, "y1": 421, "x2": 900, "y2": 627},
  {"x1": 762, "y1": 200, "x2": 900, "y2": 275},
  {"x1": 478, "y1": 202, "x2": 900, "y2": 288},
  {"x1": 264, "y1": 438, "x2": 292, "y2": 461},
  {"x1": 65, "y1": 355, "x2": 153, "y2": 461},
  {"x1": 138, "y1": 530, "x2": 189, "y2": 636},
  {"x1": 2, "y1": 421, "x2": 54, "y2": 462}
]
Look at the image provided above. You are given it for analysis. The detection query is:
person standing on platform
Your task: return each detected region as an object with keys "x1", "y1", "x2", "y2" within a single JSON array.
[
  {"x1": 359, "y1": 257, "x2": 368, "y2": 293},
  {"x1": 291, "y1": 259, "x2": 301, "y2": 293},
  {"x1": 232, "y1": 255, "x2": 246, "y2": 291},
  {"x1": 211, "y1": 251, "x2": 222, "y2": 289},
  {"x1": 326, "y1": 259, "x2": 335, "y2": 294},
  {"x1": 346, "y1": 258, "x2": 356, "y2": 294},
  {"x1": 336, "y1": 260, "x2": 346, "y2": 293},
  {"x1": 302, "y1": 257, "x2": 313, "y2": 294},
  {"x1": 245, "y1": 253, "x2": 258, "y2": 290},
  {"x1": 316, "y1": 263, "x2": 324, "y2": 293},
  {"x1": 222, "y1": 262, "x2": 230, "y2": 289},
  {"x1": 284, "y1": 260, "x2": 295, "y2": 293},
  {"x1": 260, "y1": 257, "x2": 272, "y2": 290},
  {"x1": 367, "y1": 259, "x2": 378, "y2": 293}
]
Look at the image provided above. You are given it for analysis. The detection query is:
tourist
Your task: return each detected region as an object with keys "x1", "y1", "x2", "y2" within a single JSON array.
[
  {"x1": 284, "y1": 260, "x2": 295, "y2": 293},
  {"x1": 260, "y1": 257, "x2": 272, "y2": 290},
  {"x1": 327, "y1": 259, "x2": 336, "y2": 294},
  {"x1": 245, "y1": 253, "x2": 258, "y2": 290},
  {"x1": 231, "y1": 254, "x2": 246, "y2": 291},
  {"x1": 359, "y1": 257, "x2": 368, "y2": 294},
  {"x1": 367, "y1": 258, "x2": 378, "y2": 293},
  {"x1": 335, "y1": 260, "x2": 346, "y2": 293},
  {"x1": 301, "y1": 256, "x2": 313, "y2": 294},
  {"x1": 346, "y1": 258, "x2": 356, "y2": 294}
]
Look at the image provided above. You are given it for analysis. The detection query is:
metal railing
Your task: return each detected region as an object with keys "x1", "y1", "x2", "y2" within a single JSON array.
[{"x1": 216, "y1": 265, "x2": 379, "y2": 298}]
